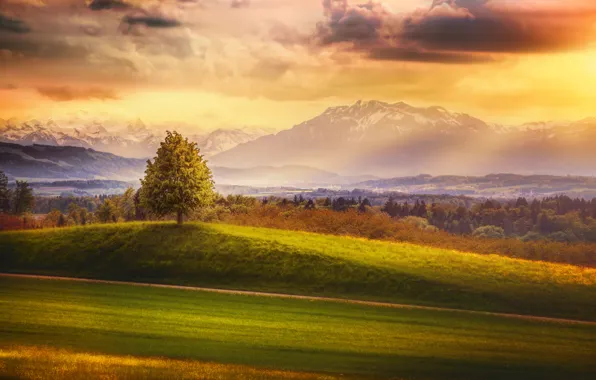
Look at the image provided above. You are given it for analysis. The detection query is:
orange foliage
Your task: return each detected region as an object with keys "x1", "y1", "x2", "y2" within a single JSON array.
[{"x1": 0, "y1": 213, "x2": 42, "y2": 231}]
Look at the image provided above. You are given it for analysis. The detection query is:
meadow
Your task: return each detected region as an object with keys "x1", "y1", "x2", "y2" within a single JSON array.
[
  {"x1": 1, "y1": 276, "x2": 595, "y2": 380},
  {"x1": 1, "y1": 222, "x2": 595, "y2": 321}
]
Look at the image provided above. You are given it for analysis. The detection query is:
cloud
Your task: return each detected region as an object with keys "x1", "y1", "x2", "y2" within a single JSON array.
[
  {"x1": 88, "y1": 1, "x2": 183, "y2": 34},
  {"x1": 231, "y1": 0, "x2": 250, "y2": 8},
  {"x1": 0, "y1": 34, "x2": 89, "y2": 60},
  {"x1": 121, "y1": 15, "x2": 182, "y2": 30},
  {"x1": 36, "y1": 86, "x2": 119, "y2": 101},
  {"x1": 403, "y1": 0, "x2": 596, "y2": 53},
  {"x1": 0, "y1": 14, "x2": 31, "y2": 33},
  {"x1": 369, "y1": 47, "x2": 494, "y2": 64},
  {"x1": 311, "y1": 0, "x2": 596, "y2": 63},
  {"x1": 89, "y1": 0, "x2": 132, "y2": 11},
  {"x1": 315, "y1": 0, "x2": 388, "y2": 46}
]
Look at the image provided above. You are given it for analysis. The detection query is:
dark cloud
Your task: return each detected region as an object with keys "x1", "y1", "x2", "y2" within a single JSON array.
[
  {"x1": 400, "y1": 0, "x2": 587, "y2": 53},
  {"x1": 312, "y1": 0, "x2": 596, "y2": 63},
  {"x1": 89, "y1": 0, "x2": 132, "y2": 11},
  {"x1": 369, "y1": 47, "x2": 494, "y2": 64},
  {"x1": 0, "y1": 14, "x2": 31, "y2": 33},
  {"x1": 122, "y1": 15, "x2": 182, "y2": 29},
  {"x1": 36, "y1": 86, "x2": 119, "y2": 101},
  {"x1": 231, "y1": 0, "x2": 250, "y2": 8},
  {"x1": 0, "y1": 33, "x2": 88, "y2": 60},
  {"x1": 315, "y1": 0, "x2": 387, "y2": 45}
]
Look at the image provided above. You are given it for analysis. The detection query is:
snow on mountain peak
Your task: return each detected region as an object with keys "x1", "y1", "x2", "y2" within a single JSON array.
[{"x1": 0, "y1": 117, "x2": 274, "y2": 158}]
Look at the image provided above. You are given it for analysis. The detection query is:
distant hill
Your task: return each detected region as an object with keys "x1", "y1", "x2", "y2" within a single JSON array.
[
  {"x1": 0, "y1": 142, "x2": 374, "y2": 187},
  {"x1": 211, "y1": 100, "x2": 596, "y2": 176},
  {"x1": 22, "y1": 180, "x2": 137, "y2": 197},
  {"x1": 0, "y1": 142, "x2": 146, "y2": 180},
  {"x1": 350, "y1": 173, "x2": 596, "y2": 199},
  {"x1": 211, "y1": 165, "x2": 377, "y2": 187}
]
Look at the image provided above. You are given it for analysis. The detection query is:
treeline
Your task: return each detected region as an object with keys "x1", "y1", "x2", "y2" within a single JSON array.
[
  {"x1": 36, "y1": 188, "x2": 143, "y2": 228},
  {"x1": 0, "y1": 168, "x2": 144, "y2": 229},
  {"x1": 381, "y1": 195, "x2": 596, "y2": 243},
  {"x1": 0, "y1": 171, "x2": 36, "y2": 230}
]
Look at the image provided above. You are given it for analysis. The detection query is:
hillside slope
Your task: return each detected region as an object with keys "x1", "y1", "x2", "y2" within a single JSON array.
[
  {"x1": 1, "y1": 223, "x2": 594, "y2": 321},
  {"x1": 0, "y1": 142, "x2": 146, "y2": 180}
]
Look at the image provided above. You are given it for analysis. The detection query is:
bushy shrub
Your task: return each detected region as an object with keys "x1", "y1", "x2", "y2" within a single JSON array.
[
  {"x1": 472, "y1": 226, "x2": 505, "y2": 239},
  {"x1": 402, "y1": 216, "x2": 439, "y2": 232}
]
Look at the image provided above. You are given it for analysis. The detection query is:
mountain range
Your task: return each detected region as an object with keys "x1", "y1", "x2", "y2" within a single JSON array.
[
  {"x1": 210, "y1": 100, "x2": 596, "y2": 177},
  {"x1": 3, "y1": 100, "x2": 596, "y2": 179},
  {"x1": 5, "y1": 141, "x2": 596, "y2": 199},
  {"x1": 0, "y1": 117, "x2": 272, "y2": 159}
]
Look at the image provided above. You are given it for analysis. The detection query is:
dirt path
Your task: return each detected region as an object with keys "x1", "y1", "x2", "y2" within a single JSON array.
[{"x1": 2, "y1": 272, "x2": 595, "y2": 326}]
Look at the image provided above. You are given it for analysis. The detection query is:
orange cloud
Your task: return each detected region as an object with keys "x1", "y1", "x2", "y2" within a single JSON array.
[{"x1": 36, "y1": 86, "x2": 120, "y2": 101}]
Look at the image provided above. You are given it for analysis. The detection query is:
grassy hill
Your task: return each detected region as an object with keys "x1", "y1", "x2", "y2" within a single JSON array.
[
  {"x1": 1, "y1": 276, "x2": 595, "y2": 380},
  {"x1": 1, "y1": 222, "x2": 595, "y2": 320}
]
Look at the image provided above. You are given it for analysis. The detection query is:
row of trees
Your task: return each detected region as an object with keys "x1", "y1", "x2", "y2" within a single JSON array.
[{"x1": 380, "y1": 196, "x2": 596, "y2": 242}]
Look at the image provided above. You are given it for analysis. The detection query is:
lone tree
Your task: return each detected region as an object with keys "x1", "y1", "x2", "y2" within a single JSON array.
[{"x1": 140, "y1": 131, "x2": 214, "y2": 225}]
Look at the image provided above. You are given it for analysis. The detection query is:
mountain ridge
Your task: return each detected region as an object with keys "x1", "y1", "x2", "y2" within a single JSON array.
[
  {"x1": 210, "y1": 100, "x2": 596, "y2": 176},
  {"x1": 0, "y1": 118, "x2": 271, "y2": 159}
]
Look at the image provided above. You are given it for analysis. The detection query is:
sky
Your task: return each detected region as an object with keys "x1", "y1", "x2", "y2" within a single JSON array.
[{"x1": 1, "y1": 0, "x2": 596, "y2": 131}]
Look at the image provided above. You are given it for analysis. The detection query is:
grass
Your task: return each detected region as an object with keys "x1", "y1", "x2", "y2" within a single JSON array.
[
  {"x1": 1, "y1": 222, "x2": 595, "y2": 320},
  {"x1": 0, "y1": 346, "x2": 344, "y2": 380},
  {"x1": 1, "y1": 276, "x2": 595, "y2": 380}
]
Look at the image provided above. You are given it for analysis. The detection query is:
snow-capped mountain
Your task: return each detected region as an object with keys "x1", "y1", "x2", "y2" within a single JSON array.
[
  {"x1": 193, "y1": 127, "x2": 275, "y2": 158},
  {"x1": 316, "y1": 100, "x2": 496, "y2": 137},
  {"x1": 211, "y1": 100, "x2": 596, "y2": 176},
  {"x1": 0, "y1": 117, "x2": 160, "y2": 158},
  {"x1": 0, "y1": 118, "x2": 272, "y2": 158}
]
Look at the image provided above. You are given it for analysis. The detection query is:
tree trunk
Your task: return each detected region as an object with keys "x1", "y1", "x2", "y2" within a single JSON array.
[{"x1": 177, "y1": 211, "x2": 183, "y2": 225}]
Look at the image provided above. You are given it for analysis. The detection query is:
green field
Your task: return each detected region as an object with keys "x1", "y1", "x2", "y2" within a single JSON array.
[
  {"x1": 1, "y1": 222, "x2": 595, "y2": 320},
  {"x1": 1, "y1": 276, "x2": 595, "y2": 380}
]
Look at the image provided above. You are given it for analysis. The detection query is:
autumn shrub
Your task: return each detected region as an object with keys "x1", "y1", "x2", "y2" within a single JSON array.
[{"x1": 0, "y1": 213, "x2": 41, "y2": 231}]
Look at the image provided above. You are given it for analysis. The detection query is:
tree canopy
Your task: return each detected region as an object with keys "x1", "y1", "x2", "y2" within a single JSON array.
[
  {"x1": 0, "y1": 170, "x2": 10, "y2": 213},
  {"x1": 13, "y1": 180, "x2": 34, "y2": 215},
  {"x1": 140, "y1": 131, "x2": 214, "y2": 224}
]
